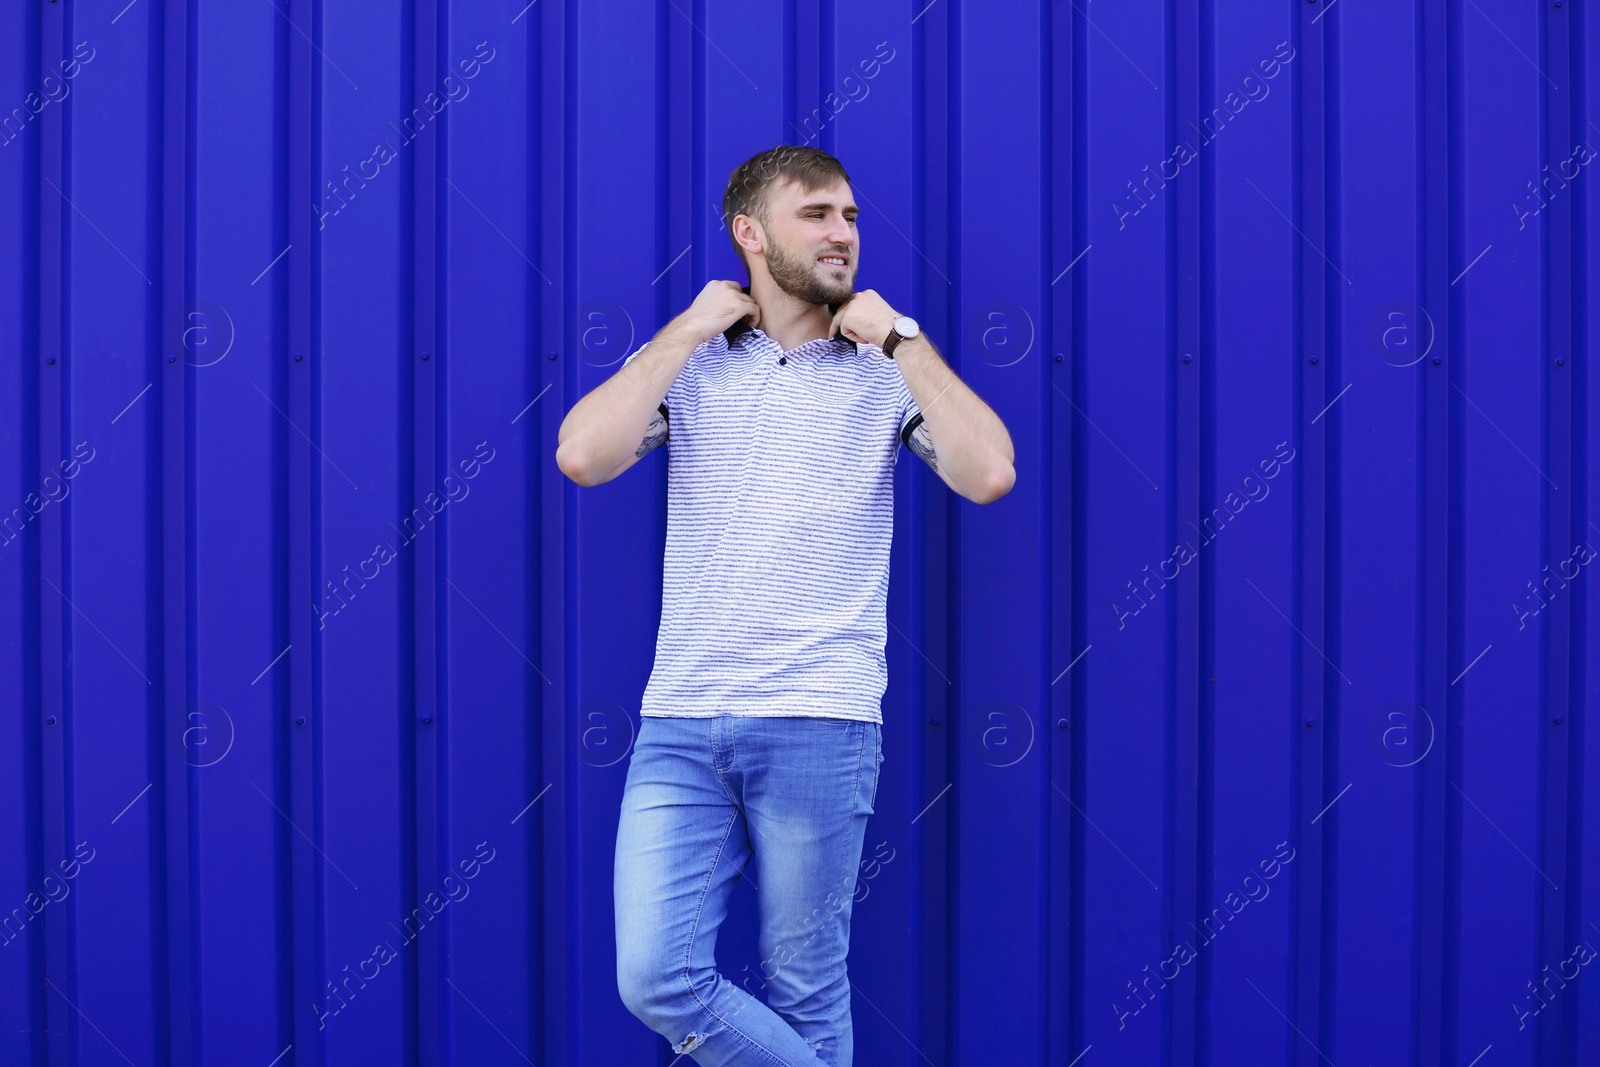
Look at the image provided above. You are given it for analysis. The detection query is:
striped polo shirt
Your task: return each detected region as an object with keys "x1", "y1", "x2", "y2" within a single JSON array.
[{"x1": 623, "y1": 311, "x2": 924, "y2": 724}]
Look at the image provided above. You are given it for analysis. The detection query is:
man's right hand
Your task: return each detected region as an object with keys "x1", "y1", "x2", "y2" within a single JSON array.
[
  {"x1": 557, "y1": 282, "x2": 758, "y2": 487},
  {"x1": 669, "y1": 280, "x2": 760, "y2": 346}
]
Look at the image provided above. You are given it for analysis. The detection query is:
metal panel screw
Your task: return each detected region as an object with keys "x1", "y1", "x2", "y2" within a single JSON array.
[
  {"x1": 1057, "y1": 718, "x2": 1068, "y2": 730},
  {"x1": 420, "y1": 352, "x2": 430, "y2": 361},
  {"x1": 167, "y1": 355, "x2": 177, "y2": 363},
  {"x1": 294, "y1": 353, "x2": 303, "y2": 362},
  {"x1": 548, "y1": 350, "x2": 558, "y2": 361},
  {"x1": 295, "y1": 716, "x2": 306, "y2": 726},
  {"x1": 930, "y1": 718, "x2": 939, "y2": 727},
  {"x1": 1555, "y1": 357, "x2": 1564, "y2": 365},
  {"x1": 1182, "y1": 353, "x2": 1192, "y2": 363},
  {"x1": 1553, "y1": 718, "x2": 1563, "y2": 725},
  {"x1": 46, "y1": 357, "x2": 56, "y2": 365},
  {"x1": 1432, "y1": 356, "x2": 1442, "y2": 364},
  {"x1": 1305, "y1": 720, "x2": 1316, "y2": 728},
  {"x1": 1309, "y1": 356, "x2": 1319, "y2": 364},
  {"x1": 46, "y1": 716, "x2": 58, "y2": 726},
  {"x1": 422, "y1": 716, "x2": 433, "y2": 724},
  {"x1": 1054, "y1": 352, "x2": 1063, "y2": 363}
]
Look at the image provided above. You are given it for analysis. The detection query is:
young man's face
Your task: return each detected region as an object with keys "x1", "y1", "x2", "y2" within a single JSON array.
[{"x1": 754, "y1": 176, "x2": 859, "y2": 307}]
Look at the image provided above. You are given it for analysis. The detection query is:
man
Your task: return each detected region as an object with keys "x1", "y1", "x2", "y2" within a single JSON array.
[{"x1": 556, "y1": 145, "x2": 1013, "y2": 1065}]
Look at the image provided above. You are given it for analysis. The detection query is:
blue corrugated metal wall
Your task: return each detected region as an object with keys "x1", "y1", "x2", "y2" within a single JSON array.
[{"x1": 2, "y1": 1, "x2": 1598, "y2": 1064}]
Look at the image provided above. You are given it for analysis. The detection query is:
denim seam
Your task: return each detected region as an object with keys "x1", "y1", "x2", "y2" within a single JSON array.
[
  {"x1": 854, "y1": 722, "x2": 866, "y2": 815},
  {"x1": 869, "y1": 725, "x2": 882, "y2": 809},
  {"x1": 711, "y1": 715, "x2": 742, "y2": 807},
  {"x1": 678, "y1": 808, "x2": 798, "y2": 1067},
  {"x1": 828, "y1": 724, "x2": 869, "y2": 905}
]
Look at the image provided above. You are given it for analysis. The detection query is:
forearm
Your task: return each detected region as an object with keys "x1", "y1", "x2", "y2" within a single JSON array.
[
  {"x1": 894, "y1": 334, "x2": 1015, "y2": 503},
  {"x1": 556, "y1": 322, "x2": 696, "y2": 486}
]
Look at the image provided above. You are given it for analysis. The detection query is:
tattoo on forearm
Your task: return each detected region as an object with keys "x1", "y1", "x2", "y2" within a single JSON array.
[
  {"x1": 909, "y1": 421, "x2": 938, "y2": 473},
  {"x1": 636, "y1": 412, "x2": 668, "y2": 457}
]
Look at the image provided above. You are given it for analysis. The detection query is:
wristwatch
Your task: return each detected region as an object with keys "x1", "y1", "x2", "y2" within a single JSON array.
[{"x1": 882, "y1": 315, "x2": 920, "y2": 359}]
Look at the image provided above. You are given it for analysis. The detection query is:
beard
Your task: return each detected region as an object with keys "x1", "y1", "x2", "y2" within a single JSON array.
[{"x1": 765, "y1": 233, "x2": 855, "y2": 307}]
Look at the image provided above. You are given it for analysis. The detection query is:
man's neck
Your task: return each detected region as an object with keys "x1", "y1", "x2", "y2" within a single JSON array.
[{"x1": 746, "y1": 278, "x2": 838, "y2": 353}]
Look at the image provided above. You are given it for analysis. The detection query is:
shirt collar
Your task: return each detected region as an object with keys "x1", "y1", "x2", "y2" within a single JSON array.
[{"x1": 722, "y1": 285, "x2": 859, "y2": 354}]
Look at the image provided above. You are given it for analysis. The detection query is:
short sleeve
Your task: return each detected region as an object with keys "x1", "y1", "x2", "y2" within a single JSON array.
[
  {"x1": 896, "y1": 373, "x2": 923, "y2": 447},
  {"x1": 621, "y1": 340, "x2": 690, "y2": 424}
]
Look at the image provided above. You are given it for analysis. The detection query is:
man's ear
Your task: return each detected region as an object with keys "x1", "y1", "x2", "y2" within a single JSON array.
[{"x1": 731, "y1": 215, "x2": 764, "y2": 259}]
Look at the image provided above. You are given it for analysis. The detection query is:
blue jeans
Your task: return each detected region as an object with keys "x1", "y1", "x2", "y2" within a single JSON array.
[{"x1": 614, "y1": 713, "x2": 883, "y2": 1066}]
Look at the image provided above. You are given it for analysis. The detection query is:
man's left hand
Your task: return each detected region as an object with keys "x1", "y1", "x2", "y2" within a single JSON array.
[{"x1": 828, "y1": 290, "x2": 899, "y2": 350}]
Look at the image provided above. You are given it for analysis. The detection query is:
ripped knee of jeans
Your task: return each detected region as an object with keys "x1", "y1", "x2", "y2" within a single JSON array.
[{"x1": 673, "y1": 1031, "x2": 706, "y2": 1054}]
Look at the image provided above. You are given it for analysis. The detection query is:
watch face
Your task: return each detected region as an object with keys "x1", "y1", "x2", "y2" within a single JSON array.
[{"x1": 894, "y1": 315, "x2": 920, "y2": 338}]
